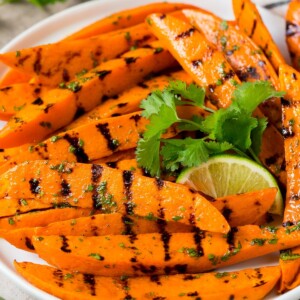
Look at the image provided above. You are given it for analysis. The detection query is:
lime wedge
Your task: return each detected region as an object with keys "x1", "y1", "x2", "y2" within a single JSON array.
[{"x1": 177, "y1": 154, "x2": 283, "y2": 215}]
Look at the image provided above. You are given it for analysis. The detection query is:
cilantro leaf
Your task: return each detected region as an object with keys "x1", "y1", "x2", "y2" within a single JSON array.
[
  {"x1": 250, "y1": 117, "x2": 268, "y2": 155},
  {"x1": 168, "y1": 81, "x2": 206, "y2": 108},
  {"x1": 136, "y1": 133, "x2": 161, "y2": 176},
  {"x1": 143, "y1": 104, "x2": 179, "y2": 139},
  {"x1": 232, "y1": 81, "x2": 285, "y2": 115},
  {"x1": 178, "y1": 115, "x2": 203, "y2": 131}
]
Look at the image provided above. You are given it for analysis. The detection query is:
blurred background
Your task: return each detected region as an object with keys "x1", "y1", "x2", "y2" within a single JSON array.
[{"x1": 0, "y1": 0, "x2": 86, "y2": 48}]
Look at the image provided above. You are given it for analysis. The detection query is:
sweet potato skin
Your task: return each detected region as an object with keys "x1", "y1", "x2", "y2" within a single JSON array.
[{"x1": 15, "y1": 261, "x2": 280, "y2": 300}]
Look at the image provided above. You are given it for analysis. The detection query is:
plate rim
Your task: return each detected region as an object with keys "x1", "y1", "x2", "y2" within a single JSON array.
[{"x1": 0, "y1": 0, "x2": 296, "y2": 299}]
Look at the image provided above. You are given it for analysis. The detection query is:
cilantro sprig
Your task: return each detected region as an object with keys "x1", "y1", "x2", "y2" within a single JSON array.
[{"x1": 136, "y1": 80, "x2": 284, "y2": 177}]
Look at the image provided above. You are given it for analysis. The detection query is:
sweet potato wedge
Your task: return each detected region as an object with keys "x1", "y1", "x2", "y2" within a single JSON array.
[
  {"x1": 66, "y1": 70, "x2": 193, "y2": 130},
  {"x1": 183, "y1": 9, "x2": 282, "y2": 130},
  {"x1": 147, "y1": 13, "x2": 240, "y2": 108},
  {"x1": 286, "y1": 0, "x2": 300, "y2": 71},
  {"x1": 232, "y1": 0, "x2": 285, "y2": 72},
  {"x1": 32, "y1": 224, "x2": 300, "y2": 276},
  {"x1": 0, "y1": 41, "x2": 177, "y2": 148},
  {"x1": 0, "y1": 69, "x2": 31, "y2": 87},
  {"x1": 0, "y1": 160, "x2": 230, "y2": 233},
  {"x1": 1, "y1": 213, "x2": 193, "y2": 252},
  {"x1": 0, "y1": 83, "x2": 48, "y2": 121},
  {"x1": 65, "y1": 2, "x2": 196, "y2": 40},
  {"x1": 0, "y1": 207, "x2": 93, "y2": 230},
  {"x1": 279, "y1": 64, "x2": 300, "y2": 223},
  {"x1": 15, "y1": 261, "x2": 280, "y2": 300},
  {"x1": 0, "y1": 23, "x2": 155, "y2": 87},
  {"x1": 278, "y1": 64, "x2": 300, "y2": 292}
]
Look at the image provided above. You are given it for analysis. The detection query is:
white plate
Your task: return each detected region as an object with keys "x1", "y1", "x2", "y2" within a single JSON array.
[{"x1": 0, "y1": 0, "x2": 295, "y2": 299}]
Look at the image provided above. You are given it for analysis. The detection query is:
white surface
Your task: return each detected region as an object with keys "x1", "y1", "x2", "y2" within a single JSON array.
[{"x1": 0, "y1": 0, "x2": 296, "y2": 299}]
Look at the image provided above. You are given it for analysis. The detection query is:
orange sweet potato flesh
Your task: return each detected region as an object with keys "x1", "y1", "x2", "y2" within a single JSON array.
[
  {"x1": 183, "y1": 9, "x2": 282, "y2": 131},
  {"x1": 279, "y1": 64, "x2": 300, "y2": 224},
  {"x1": 278, "y1": 64, "x2": 300, "y2": 292},
  {"x1": 286, "y1": 0, "x2": 300, "y2": 71},
  {"x1": 66, "y1": 70, "x2": 193, "y2": 130},
  {"x1": 0, "y1": 23, "x2": 155, "y2": 87},
  {"x1": 0, "y1": 207, "x2": 93, "y2": 230},
  {"x1": 65, "y1": 2, "x2": 197, "y2": 40},
  {"x1": 147, "y1": 13, "x2": 286, "y2": 186},
  {"x1": 213, "y1": 188, "x2": 277, "y2": 227},
  {"x1": 0, "y1": 83, "x2": 48, "y2": 121},
  {"x1": 232, "y1": 0, "x2": 285, "y2": 72},
  {"x1": 0, "y1": 198, "x2": 52, "y2": 217},
  {"x1": 1, "y1": 213, "x2": 193, "y2": 252},
  {"x1": 15, "y1": 261, "x2": 280, "y2": 300},
  {"x1": 0, "y1": 160, "x2": 230, "y2": 233},
  {"x1": 32, "y1": 224, "x2": 300, "y2": 276},
  {"x1": 0, "y1": 41, "x2": 177, "y2": 148},
  {"x1": 147, "y1": 13, "x2": 240, "y2": 108},
  {"x1": 0, "y1": 69, "x2": 31, "y2": 87}
]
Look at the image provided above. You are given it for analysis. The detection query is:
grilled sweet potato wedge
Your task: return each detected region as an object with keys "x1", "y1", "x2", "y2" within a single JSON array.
[
  {"x1": 232, "y1": 0, "x2": 285, "y2": 72},
  {"x1": 32, "y1": 224, "x2": 300, "y2": 276},
  {"x1": 15, "y1": 261, "x2": 280, "y2": 300}
]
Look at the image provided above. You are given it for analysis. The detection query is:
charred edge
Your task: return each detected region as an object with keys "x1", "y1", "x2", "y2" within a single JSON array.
[
  {"x1": 129, "y1": 114, "x2": 142, "y2": 126},
  {"x1": 29, "y1": 178, "x2": 41, "y2": 195},
  {"x1": 249, "y1": 19, "x2": 257, "y2": 38},
  {"x1": 222, "y1": 206, "x2": 233, "y2": 222},
  {"x1": 123, "y1": 170, "x2": 134, "y2": 203},
  {"x1": 265, "y1": 154, "x2": 279, "y2": 166},
  {"x1": 176, "y1": 28, "x2": 195, "y2": 40},
  {"x1": 122, "y1": 215, "x2": 137, "y2": 243},
  {"x1": 31, "y1": 97, "x2": 44, "y2": 105},
  {"x1": 62, "y1": 69, "x2": 70, "y2": 82},
  {"x1": 25, "y1": 237, "x2": 35, "y2": 250},
  {"x1": 282, "y1": 126, "x2": 295, "y2": 138},
  {"x1": 236, "y1": 67, "x2": 260, "y2": 81},
  {"x1": 0, "y1": 86, "x2": 12, "y2": 92},
  {"x1": 281, "y1": 97, "x2": 291, "y2": 107},
  {"x1": 164, "y1": 264, "x2": 188, "y2": 275},
  {"x1": 157, "y1": 207, "x2": 172, "y2": 261},
  {"x1": 189, "y1": 214, "x2": 205, "y2": 257},
  {"x1": 192, "y1": 59, "x2": 202, "y2": 68},
  {"x1": 106, "y1": 162, "x2": 117, "y2": 168},
  {"x1": 44, "y1": 104, "x2": 54, "y2": 114},
  {"x1": 60, "y1": 235, "x2": 72, "y2": 253},
  {"x1": 226, "y1": 227, "x2": 238, "y2": 251},
  {"x1": 83, "y1": 273, "x2": 96, "y2": 296},
  {"x1": 18, "y1": 54, "x2": 30, "y2": 66},
  {"x1": 53, "y1": 269, "x2": 64, "y2": 288},
  {"x1": 292, "y1": 72, "x2": 298, "y2": 80},
  {"x1": 132, "y1": 264, "x2": 157, "y2": 274},
  {"x1": 159, "y1": 14, "x2": 166, "y2": 19},
  {"x1": 91, "y1": 164, "x2": 103, "y2": 183},
  {"x1": 97, "y1": 70, "x2": 112, "y2": 80},
  {"x1": 150, "y1": 274, "x2": 162, "y2": 285},
  {"x1": 187, "y1": 292, "x2": 199, "y2": 296},
  {"x1": 117, "y1": 103, "x2": 127, "y2": 108},
  {"x1": 286, "y1": 21, "x2": 300, "y2": 37},
  {"x1": 63, "y1": 133, "x2": 89, "y2": 163},
  {"x1": 96, "y1": 123, "x2": 119, "y2": 151},
  {"x1": 74, "y1": 106, "x2": 86, "y2": 119},
  {"x1": 61, "y1": 179, "x2": 72, "y2": 197},
  {"x1": 33, "y1": 48, "x2": 42, "y2": 75},
  {"x1": 155, "y1": 177, "x2": 165, "y2": 190},
  {"x1": 137, "y1": 82, "x2": 149, "y2": 89},
  {"x1": 124, "y1": 57, "x2": 138, "y2": 65}
]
